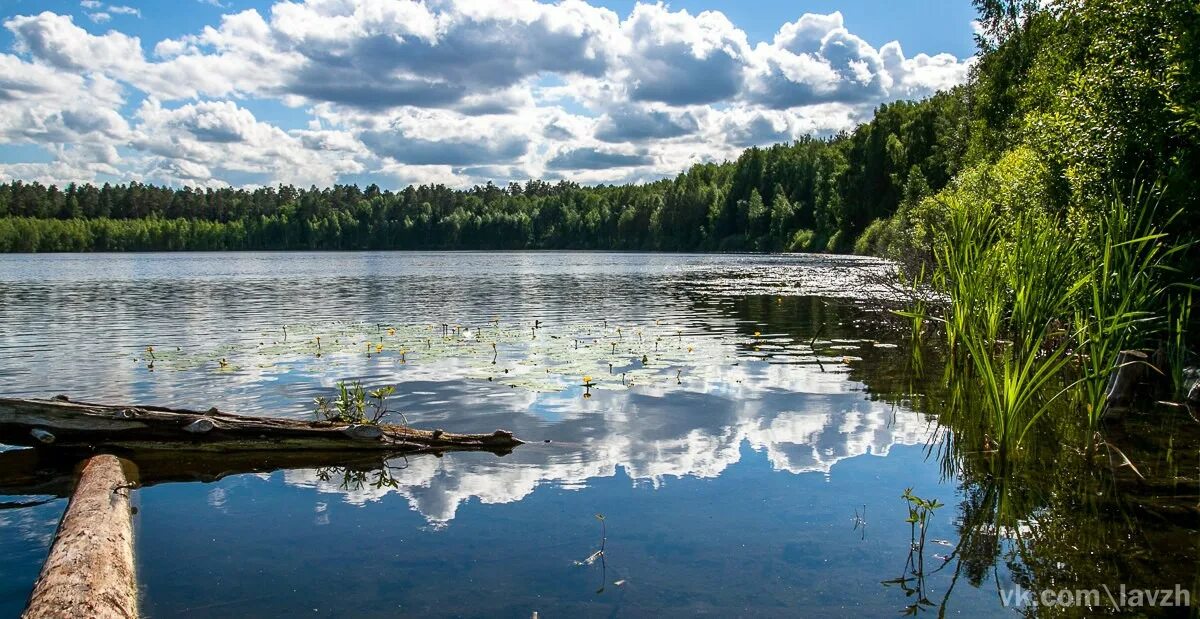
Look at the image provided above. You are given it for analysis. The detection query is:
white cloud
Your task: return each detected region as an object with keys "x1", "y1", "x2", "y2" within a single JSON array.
[
  {"x1": 6, "y1": 12, "x2": 142, "y2": 73},
  {"x1": 746, "y1": 11, "x2": 971, "y2": 109},
  {"x1": 0, "y1": 49, "x2": 129, "y2": 184},
  {"x1": 130, "y1": 99, "x2": 365, "y2": 187},
  {"x1": 618, "y1": 4, "x2": 751, "y2": 106},
  {"x1": 109, "y1": 6, "x2": 142, "y2": 18},
  {"x1": 0, "y1": 2, "x2": 974, "y2": 189}
]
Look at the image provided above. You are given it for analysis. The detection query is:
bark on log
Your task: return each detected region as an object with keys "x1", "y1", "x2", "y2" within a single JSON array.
[
  {"x1": 0, "y1": 397, "x2": 523, "y2": 453},
  {"x1": 22, "y1": 455, "x2": 138, "y2": 619}
]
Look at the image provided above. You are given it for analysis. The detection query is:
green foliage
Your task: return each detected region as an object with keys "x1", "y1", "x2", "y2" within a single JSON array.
[
  {"x1": 929, "y1": 199, "x2": 1081, "y2": 458},
  {"x1": 883, "y1": 488, "x2": 945, "y2": 614},
  {"x1": 853, "y1": 218, "x2": 895, "y2": 256},
  {"x1": 787, "y1": 228, "x2": 816, "y2": 252},
  {"x1": 922, "y1": 175, "x2": 1191, "y2": 459},
  {"x1": 1073, "y1": 183, "x2": 1190, "y2": 435},
  {"x1": 901, "y1": 487, "x2": 944, "y2": 527},
  {"x1": 1167, "y1": 292, "x2": 1193, "y2": 398},
  {"x1": 823, "y1": 230, "x2": 844, "y2": 253},
  {"x1": 876, "y1": 0, "x2": 1198, "y2": 461},
  {"x1": 0, "y1": 89, "x2": 970, "y2": 254},
  {"x1": 314, "y1": 381, "x2": 398, "y2": 425}
]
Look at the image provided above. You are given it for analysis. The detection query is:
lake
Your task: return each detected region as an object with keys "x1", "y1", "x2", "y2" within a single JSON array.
[{"x1": 0, "y1": 252, "x2": 1195, "y2": 617}]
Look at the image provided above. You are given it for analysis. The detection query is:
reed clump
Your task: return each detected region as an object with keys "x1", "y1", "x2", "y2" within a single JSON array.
[{"x1": 910, "y1": 180, "x2": 1192, "y2": 460}]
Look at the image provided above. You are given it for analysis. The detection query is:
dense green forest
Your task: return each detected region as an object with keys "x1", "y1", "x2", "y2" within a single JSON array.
[
  {"x1": 0, "y1": 0, "x2": 1195, "y2": 256},
  {"x1": 0, "y1": 91, "x2": 965, "y2": 253}
]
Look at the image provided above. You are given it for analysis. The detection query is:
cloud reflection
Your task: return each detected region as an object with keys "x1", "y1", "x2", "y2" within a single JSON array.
[{"x1": 285, "y1": 364, "x2": 932, "y2": 525}]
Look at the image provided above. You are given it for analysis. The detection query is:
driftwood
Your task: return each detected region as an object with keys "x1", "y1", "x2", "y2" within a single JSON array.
[
  {"x1": 22, "y1": 455, "x2": 138, "y2": 619},
  {"x1": 0, "y1": 397, "x2": 523, "y2": 453},
  {"x1": 1, "y1": 398, "x2": 525, "y2": 619}
]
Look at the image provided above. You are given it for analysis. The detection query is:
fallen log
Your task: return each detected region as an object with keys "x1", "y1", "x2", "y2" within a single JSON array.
[
  {"x1": 22, "y1": 455, "x2": 138, "y2": 619},
  {"x1": 0, "y1": 396, "x2": 523, "y2": 453}
]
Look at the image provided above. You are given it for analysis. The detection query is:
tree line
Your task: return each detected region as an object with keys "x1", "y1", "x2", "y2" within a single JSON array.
[
  {"x1": 0, "y1": 91, "x2": 966, "y2": 253},
  {"x1": 0, "y1": 0, "x2": 1194, "y2": 256}
]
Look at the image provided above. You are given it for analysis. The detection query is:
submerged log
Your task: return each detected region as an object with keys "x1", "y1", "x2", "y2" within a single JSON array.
[
  {"x1": 0, "y1": 397, "x2": 523, "y2": 453},
  {"x1": 22, "y1": 455, "x2": 138, "y2": 619},
  {"x1": 1102, "y1": 350, "x2": 1149, "y2": 416}
]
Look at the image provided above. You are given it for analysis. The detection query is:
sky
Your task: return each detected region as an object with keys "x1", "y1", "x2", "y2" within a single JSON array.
[{"x1": 0, "y1": 0, "x2": 980, "y2": 190}]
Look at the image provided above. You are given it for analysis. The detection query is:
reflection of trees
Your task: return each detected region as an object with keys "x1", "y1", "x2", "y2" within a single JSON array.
[
  {"x1": 727, "y1": 290, "x2": 1197, "y2": 614},
  {"x1": 854, "y1": 340, "x2": 1200, "y2": 615}
]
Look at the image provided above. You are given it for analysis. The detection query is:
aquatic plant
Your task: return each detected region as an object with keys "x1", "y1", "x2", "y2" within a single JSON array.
[
  {"x1": 1074, "y1": 182, "x2": 1190, "y2": 441},
  {"x1": 919, "y1": 179, "x2": 1191, "y2": 459},
  {"x1": 882, "y1": 488, "x2": 945, "y2": 615},
  {"x1": 574, "y1": 514, "x2": 622, "y2": 594},
  {"x1": 894, "y1": 264, "x2": 929, "y2": 345},
  {"x1": 314, "y1": 381, "x2": 399, "y2": 425},
  {"x1": 1166, "y1": 292, "x2": 1192, "y2": 398}
]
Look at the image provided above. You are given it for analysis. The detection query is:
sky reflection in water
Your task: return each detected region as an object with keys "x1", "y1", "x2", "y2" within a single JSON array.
[{"x1": 0, "y1": 252, "x2": 1009, "y2": 617}]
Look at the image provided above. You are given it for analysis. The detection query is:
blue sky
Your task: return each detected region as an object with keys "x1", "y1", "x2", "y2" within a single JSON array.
[{"x1": 0, "y1": 0, "x2": 979, "y2": 189}]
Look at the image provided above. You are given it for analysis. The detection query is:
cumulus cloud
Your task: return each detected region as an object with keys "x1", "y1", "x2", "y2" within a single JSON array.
[
  {"x1": 620, "y1": 4, "x2": 751, "y2": 106},
  {"x1": 546, "y1": 147, "x2": 653, "y2": 170},
  {"x1": 152, "y1": 0, "x2": 622, "y2": 111},
  {"x1": 594, "y1": 105, "x2": 701, "y2": 142},
  {"x1": 0, "y1": 2, "x2": 974, "y2": 188},
  {"x1": 363, "y1": 131, "x2": 529, "y2": 166},
  {"x1": 131, "y1": 99, "x2": 364, "y2": 187},
  {"x1": 7, "y1": 11, "x2": 142, "y2": 73},
  {"x1": 747, "y1": 12, "x2": 970, "y2": 109}
]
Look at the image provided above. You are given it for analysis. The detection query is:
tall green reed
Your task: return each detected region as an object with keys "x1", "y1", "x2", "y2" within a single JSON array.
[
  {"x1": 1074, "y1": 182, "x2": 1188, "y2": 440},
  {"x1": 1166, "y1": 291, "x2": 1192, "y2": 398},
  {"x1": 926, "y1": 196, "x2": 1086, "y2": 457}
]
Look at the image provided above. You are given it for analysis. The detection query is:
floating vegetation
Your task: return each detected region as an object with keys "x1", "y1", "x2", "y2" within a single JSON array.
[{"x1": 136, "y1": 319, "x2": 876, "y2": 395}]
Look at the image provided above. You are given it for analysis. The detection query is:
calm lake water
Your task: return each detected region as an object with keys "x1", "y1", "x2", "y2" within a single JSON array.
[{"x1": 0, "y1": 252, "x2": 1195, "y2": 617}]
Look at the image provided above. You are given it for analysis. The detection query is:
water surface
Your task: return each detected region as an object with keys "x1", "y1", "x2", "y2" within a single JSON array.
[{"x1": 0, "y1": 252, "x2": 1194, "y2": 617}]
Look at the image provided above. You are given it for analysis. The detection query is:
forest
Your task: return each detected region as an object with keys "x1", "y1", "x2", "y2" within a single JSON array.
[
  {"x1": 0, "y1": 91, "x2": 963, "y2": 254},
  {"x1": 0, "y1": 0, "x2": 1195, "y2": 259}
]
